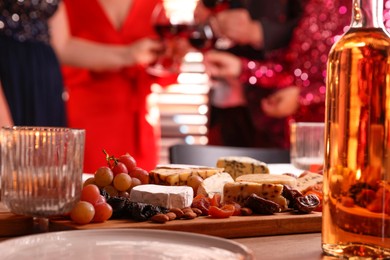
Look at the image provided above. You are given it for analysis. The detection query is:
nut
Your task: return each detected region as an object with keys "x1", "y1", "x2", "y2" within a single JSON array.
[
  {"x1": 169, "y1": 208, "x2": 184, "y2": 218},
  {"x1": 150, "y1": 214, "x2": 169, "y2": 223},
  {"x1": 182, "y1": 207, "x2": 193, "y2": 213},
  {"x1": 166, "y1": 212, "x2": 177, "y2": 220},
  {"x1": 183, "y1": 211, "x2": 197, "y2": 219}
]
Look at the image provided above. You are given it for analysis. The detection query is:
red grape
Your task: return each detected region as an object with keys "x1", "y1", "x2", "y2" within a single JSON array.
[
  {"x1": 70, "y1": 201, "x2": 95, "y2": 225},
  {"x1": 129, "y1": 167, "x2": 150, "y2": 184},
  {"x1": 128, "y1": 177, "x2": 142, "y2": 192},
  {"x1": 80, "y1": 184, "x2": 101, "y2": 205},
  {"x1": 118, "y1": 153, "x2": 137, "y2": 172},
  {"x1": 113, "y1": 173, "x2": 132, "y2": 191},
  {"x1": 103, "y1": 185, "x2": 119, "y2": 197},
  {"x1": 93, "y1": 203, "x2": 113, "y2": 223},
  {"x1": 83, "y1": 177, "x2": 96, "y2": 187},
  {"x1": 111, "y1": 161, "x2": 128, "y2": 176},
  {"x1": 95, "y1": 166, "x2": 114, "y2": 187},
  {"x1": 94, "y1": 195, "x2": 107, "y2": 206}
]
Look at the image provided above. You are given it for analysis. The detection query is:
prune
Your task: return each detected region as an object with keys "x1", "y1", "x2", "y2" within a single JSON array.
[
  {"x1": 294, "y1": 194, "x2": 320, "y2": 213},
  {"x1": 106, "y1": 196, "x2": 169, "y2": 221},
  {"x1": 282, "y1": 185, "x2": 303, "y2": 209},
  {"x1": 130, "y1": 202, "x2": 169, "y2": 221},
  {"x1": 100, "y1": 188, "x2": 110, "y2": 200},
  {"x1": 106, "y1": 196, "x2": 127, "y2": 218},
  {"x1": 245, "y1": 193, "x2": 280, "y2": 215}
]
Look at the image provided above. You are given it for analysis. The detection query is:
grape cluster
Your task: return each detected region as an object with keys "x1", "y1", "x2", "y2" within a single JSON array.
[
  {"x1": 70, "y1": 151, "x2": 150, "y2": 225},
  {"x1": 84, "y1": 151, "x2": 150, "y2": 198}
]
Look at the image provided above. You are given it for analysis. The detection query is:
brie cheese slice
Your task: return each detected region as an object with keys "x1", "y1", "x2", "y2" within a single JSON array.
[{"x1": 129, "y1": 184, "x2": 193, "y2": 209}]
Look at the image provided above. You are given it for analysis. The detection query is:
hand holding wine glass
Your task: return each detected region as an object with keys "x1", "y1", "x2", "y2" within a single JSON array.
[{"x1": 147, "y1": 3, "x2": 193, "y2": 77}]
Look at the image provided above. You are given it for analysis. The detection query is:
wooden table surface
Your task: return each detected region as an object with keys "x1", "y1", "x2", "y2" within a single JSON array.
[{"x1": 233, "y1": 233, "x2": 337, "y2": 260}]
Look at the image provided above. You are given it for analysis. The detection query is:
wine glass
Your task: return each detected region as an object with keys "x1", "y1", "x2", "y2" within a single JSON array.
[
  {"x1": 188, "y1": 23, "x2": 216, "y2": 52},
  {"x1": 189, "y1": 0, "x2": 245, "y2": 52},
  {"x1": 147, "y1": 3, "x2": 194, "y2": 77},
  {"x1": 0, "y1": 126, "x2": 85, "y2": 232}
]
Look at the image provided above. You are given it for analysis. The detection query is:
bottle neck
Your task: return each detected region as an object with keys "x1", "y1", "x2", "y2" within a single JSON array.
[{"x1": 351, "y1": 0, "x2": 384, "y2": 28}]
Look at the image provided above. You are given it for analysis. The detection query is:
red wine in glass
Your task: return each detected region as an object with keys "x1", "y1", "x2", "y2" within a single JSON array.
[{"x1": 188, "y1": 24, "x2": 216, "y2": 52}]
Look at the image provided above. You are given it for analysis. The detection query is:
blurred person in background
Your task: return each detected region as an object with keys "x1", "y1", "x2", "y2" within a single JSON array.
[
  {"x1": 203, "y1": 0, "x2": 386, "y2": 148},
  {"x1": 0, "y1": 0, "x2": 66, "y2": 127},
  {"x1": 195, "y1": 0, "x2": 303, "y2": 149},
  {"x1": 0, "y1": 82, "x2": 12, "y2": 127},
  {"x1": 50, "y1": 0, "x2": 174, "y2": 172}
]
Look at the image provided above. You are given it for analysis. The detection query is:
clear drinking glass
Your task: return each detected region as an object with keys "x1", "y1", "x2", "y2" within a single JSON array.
[
  {"x1": 290, "y1": 122, "x2": 325, "y2": 171},
  {"x1": 0, "y1": 126, "x2": 85, "y2": 231}
]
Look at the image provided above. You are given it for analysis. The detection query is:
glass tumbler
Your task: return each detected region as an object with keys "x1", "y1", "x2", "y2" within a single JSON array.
[
  {"x1": 0, "y1": 126, "x2": 85, "y2": 230},
  {"x1": 290, "y1": 122, "x2": 325, "y2": 171}
]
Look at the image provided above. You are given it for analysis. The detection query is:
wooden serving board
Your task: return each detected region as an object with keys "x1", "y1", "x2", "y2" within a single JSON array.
[
  {"x1": 50, "y1": 212, "x2": 322, "y2": 239},
  {"x1": 0, "y1": 203, "x2": 34, "y2": 237}
]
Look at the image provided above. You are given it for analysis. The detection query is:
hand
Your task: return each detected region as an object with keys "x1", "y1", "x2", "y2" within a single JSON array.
[
  {"x1": 128, "y1": 38, "x2": 164, "y2": 66},
  {"x1": 261, "y1": 87, "x2": 300, "y2": 118},
  {"x1": 165, "y1": 37, "x2": 192, "y2": 64},
  {"x1": 211, "y1": 9, "x2": 263, "y2": 48},
  {"x1": 203, "y1": 50, "x2": 242, "y2": 80},
  {"x1": 194, "y1": 1, "x2": 212, "y2": 24}
]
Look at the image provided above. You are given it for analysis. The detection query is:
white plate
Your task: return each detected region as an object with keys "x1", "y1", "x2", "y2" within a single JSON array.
[{"x1": 0, "y1": 229, "x2": 253, "y2": 260}]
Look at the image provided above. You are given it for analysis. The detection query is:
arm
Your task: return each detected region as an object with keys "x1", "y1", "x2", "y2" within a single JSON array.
[
  {"x1": 211, "y1": 9, "x2": 264, "y2": 49},
  {"x1": 212, "y1": 0, "x2": 303, "y2": 52},
  {"x1": 49, "y1": 3, "x2": 163, "y2": 71},
  {"x1": 0, "y1": 81, "x2": 13, "y2": 127}
]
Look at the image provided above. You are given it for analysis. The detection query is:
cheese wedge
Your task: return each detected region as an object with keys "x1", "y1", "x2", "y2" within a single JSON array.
[
  {"x1": 216, "y1": 156, "x2": 269, "y2": 179},
  {"x1": 150, "y1": 165, "x2": 224, "y2": 186},
  {"x1": 223, "y1": 182, "x2": 288, "y2": 210},
  {"x1": 236, "y1": 174, "x2": 297, "y2": 188},
  {"x1": 129, "y1": 184, "x2": 193, "y2": 209},
  {"x1": 197, "y1": 172, "x2": 234, "y2": 199}
]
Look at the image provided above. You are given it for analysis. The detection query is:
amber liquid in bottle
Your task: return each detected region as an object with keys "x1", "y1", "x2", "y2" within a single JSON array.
[{"x1": 322, "y1": 27, "x2": 390, "y2": 257}]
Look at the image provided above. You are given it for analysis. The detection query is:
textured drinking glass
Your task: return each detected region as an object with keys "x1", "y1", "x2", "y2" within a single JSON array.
[
  {"x1": 0, "y1": 126, "x2": 85, "y2": 230},
  {"x1": 290, "y1": 122, "x2": 325, "y2": 171}
]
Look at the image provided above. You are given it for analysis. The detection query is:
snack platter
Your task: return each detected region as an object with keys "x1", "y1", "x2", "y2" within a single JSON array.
[
  {"x1": 54, "y1": 156, "x2": 324, "y2": 238},
  {"x1": 50, "y1": 211, "x2": 322, "y2": 239}
]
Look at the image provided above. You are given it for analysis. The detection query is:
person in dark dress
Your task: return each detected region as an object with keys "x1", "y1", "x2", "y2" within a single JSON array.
[
  {"x1": 0, "y1": 0, "x2": 66, "y2": 127},
  {"x1": 197, "y1": 0, "x2": 303, "y2": 149}
]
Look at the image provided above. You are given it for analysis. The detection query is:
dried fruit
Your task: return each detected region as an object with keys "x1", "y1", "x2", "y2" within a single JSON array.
[
  {"x1": 294, "y1": 194, "x2": 320, "y2": 213},
  {"x1": 244, "y1": 193, "x2": 280, "y2": 215},
  {"x1": 282, "y1": 185, "x2": 303, "y2": 209}
]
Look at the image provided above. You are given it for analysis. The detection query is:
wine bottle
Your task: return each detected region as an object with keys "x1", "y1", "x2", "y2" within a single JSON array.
[{"x1": 322, "y1": 0, "x2": 390, "y2": 258}]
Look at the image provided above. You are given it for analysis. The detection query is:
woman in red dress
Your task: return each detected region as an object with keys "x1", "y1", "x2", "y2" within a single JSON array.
[{"x1": 51, "y1": 0, "x2": 165, "y2": 172}]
